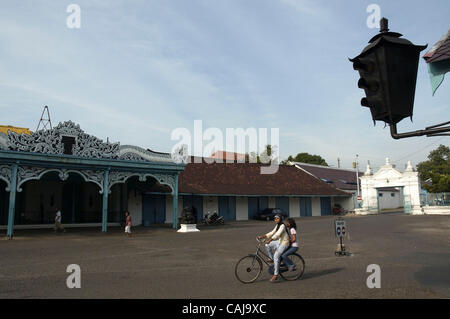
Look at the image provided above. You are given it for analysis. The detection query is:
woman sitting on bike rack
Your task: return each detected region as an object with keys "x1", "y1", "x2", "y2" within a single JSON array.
[
  {"x1": 281, "y1": 218, "x2": 299, "y2": 272},
  {"x1": 257, "y1": 214, "x2": 290, "y2": 282}
]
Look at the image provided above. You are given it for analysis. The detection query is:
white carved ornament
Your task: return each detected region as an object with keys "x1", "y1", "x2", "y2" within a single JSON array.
[
  {"x1": 118, "y1": 145, "x2": 173, "y2": 163},
  {"x1": 15, "y1": 166, "x2": 105, "y2": 193},
  {"x1": 108, "y1": 171, "x2": 175, "y2": 194},
  {"x1": 6, "y1": 121, "x2": 119, "y2": 159},
  {"x1": 0, "y1": 164, "x2": 11, "y2": 191}
]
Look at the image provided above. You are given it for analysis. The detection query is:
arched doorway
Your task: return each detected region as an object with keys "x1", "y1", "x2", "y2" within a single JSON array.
[
  {"x1": 15, "y1": 171, "x2": 106, "y2": 226},
  {"x1": 117, "y1": 175, "x2": 173, "y2": 226}
]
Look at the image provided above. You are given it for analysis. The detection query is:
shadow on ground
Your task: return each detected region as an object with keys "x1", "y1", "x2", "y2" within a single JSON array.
[{"x1": 300, "y1": 267, "x2": 344, "y2": 280}]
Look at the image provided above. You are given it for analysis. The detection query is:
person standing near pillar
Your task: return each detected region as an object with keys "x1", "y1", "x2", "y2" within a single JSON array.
[{"x1": 54, "y1": 208, "x2": 65, "y2": 233}]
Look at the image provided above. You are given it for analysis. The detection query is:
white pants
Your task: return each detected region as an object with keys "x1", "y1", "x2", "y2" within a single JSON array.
[
  {"x1": 125, "y1": 225, "x2": 131, "y2": 233},
  {"x1": 265, "y1": 240, "x2": 288, "y2": 275}
]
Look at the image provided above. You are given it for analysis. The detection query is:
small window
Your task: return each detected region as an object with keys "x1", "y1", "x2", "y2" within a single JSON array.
[
  {"x1": 62, "y1": 136, "x2": 76, "y2": 155},
  {"x1": 391, "y1": 193, "x2": 395, "y2": 197},
  {"x1": 379, "y1": 193, "x2": 383, "y2": 197}
]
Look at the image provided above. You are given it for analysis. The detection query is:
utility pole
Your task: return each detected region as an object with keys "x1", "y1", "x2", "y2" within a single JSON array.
[
  {"x1": 337, "y1": 158, "x2": 341, "y2": 168},
  {"x1": 355, "y1": 154, "x2": 360, "y2": 198}
]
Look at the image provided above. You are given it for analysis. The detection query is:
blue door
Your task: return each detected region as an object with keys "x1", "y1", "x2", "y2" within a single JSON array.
[
  {"x1": 0, "y1": 185, "x2": 8, "y2": 225},
  {"x1": 320, "y1": 197, "x2": 332, "y2": 216},
  {"x1": 142, "y1": 194, "x2": 166, "y2": 225},
  {"x1": 193, "y1": 196, "x2": 203, "y2": 222},
  {"x1": 219, "y1": 196, "x2": 236, "y2": 221},
  {"x1": 248, "y1": 197, "x2": 259, "y2": 219},
  {"x1": 275, "y1": 197, "x2": 290, "y2": 216},
  {"x1": 259, "y1": 197, "x2": 268, "y2": 210},
  {"x1": 300, "y1": 197, "x2": 312, "y2": 217}
]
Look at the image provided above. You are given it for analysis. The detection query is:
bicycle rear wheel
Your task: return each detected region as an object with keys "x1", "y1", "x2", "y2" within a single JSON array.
[
  {"x1": 235, "y1": 255, "x2": 263, "y2": 284},
  {"x1": 279, "y1": 253, "x2": 305, "y2": 281}
]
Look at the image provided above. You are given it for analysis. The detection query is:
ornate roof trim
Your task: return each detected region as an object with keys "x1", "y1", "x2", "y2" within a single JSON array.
[
  {"x1": 1, "y1": 121, "x2": 175, "y2": 164},
  {"x1": 119, "y1": 145, "x2": 173, "y2": 163}
]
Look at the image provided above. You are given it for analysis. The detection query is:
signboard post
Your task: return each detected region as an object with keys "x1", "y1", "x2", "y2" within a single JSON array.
[{"x1": 334, "y1": 218, "x2": 350, "y2": 256}]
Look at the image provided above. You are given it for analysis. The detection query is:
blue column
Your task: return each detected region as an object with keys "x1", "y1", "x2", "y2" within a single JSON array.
[
  {"x1": 7, "y1": 164, "x2": 18, "y2": 239},
  {"x1": 172, "y1": 174, "x2": 178, "y2": 229},
  {"x1": 102, "y1": 170, "x2": 109, "y2": 232}
]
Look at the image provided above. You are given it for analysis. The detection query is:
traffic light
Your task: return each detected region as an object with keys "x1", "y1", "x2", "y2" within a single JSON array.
[{"x1": 350, "y1": 18, "x2": 427, "y2": 125}]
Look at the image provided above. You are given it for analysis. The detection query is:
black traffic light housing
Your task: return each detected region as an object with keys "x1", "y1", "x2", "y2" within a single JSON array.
[
  {"x1": 350, "y1": 18, "x2": 450, "y2": 138},
  {"x1": 350, "y1": 18, "x2": 427, "y2": 125}
]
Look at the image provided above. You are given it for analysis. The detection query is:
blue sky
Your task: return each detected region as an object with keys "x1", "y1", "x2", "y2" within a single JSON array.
[{"x1": 0, "y1": 0, "x2": 449, "y2": 171}]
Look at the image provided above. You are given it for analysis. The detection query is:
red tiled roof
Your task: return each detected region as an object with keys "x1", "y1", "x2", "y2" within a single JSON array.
[
  {"x1": 423, "y1": 30, "x2": 450, "y2": 63},
  {"x1": 295, "y1": 163, "x2": 362, "y2": 191},
  {"x1": 178, "y1": 159, "x2": 350, "y2": 196}
]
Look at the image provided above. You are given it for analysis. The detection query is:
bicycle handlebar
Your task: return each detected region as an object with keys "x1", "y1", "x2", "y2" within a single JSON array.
[{"x1": 256, "y1": 236, "x2": 266, "y2": 243}]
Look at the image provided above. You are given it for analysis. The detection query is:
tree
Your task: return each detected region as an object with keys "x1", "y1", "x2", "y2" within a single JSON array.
[
  {"x1": 245, "y1": 144, "x2": 277, "y2": 164},
  {"x1": 282, "y1": 152, "x2": 328, "y2": 166},
  {"x1": 417, "y1": 144, "x2": 450, "y2": 193}
]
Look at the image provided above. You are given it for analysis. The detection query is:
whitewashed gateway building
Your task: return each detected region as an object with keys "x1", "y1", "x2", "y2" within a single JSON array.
[{"x1": 355, "y1": 158, "x2": 450, "y2": 215}]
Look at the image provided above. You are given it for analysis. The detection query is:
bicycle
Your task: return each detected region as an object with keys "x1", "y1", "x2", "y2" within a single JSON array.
[{"x1": 234, "y1": 237, "x2": 305, "y2": 283}]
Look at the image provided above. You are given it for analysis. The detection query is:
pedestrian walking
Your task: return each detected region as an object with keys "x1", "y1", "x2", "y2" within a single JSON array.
[
  {"x1": 54, "y1": 208, "x2": 65, "y2": 233},
  {"x1": 125, "y1": 211, "x2": 132, "y2": 237}
]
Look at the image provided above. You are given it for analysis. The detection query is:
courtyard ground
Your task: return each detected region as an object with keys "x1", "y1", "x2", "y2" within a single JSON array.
[{"x1": 0, "y1": 212, "x2": 449, "y2": 298}]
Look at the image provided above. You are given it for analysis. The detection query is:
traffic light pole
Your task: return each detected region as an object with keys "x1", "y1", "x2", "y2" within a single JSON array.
[{"x1": 390, "y1": 121, "x2": 450, "y2": 139}]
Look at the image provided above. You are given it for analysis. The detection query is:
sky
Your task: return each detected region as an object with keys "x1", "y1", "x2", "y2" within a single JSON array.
[{"x1": 0, "y1": 0, "x2": 449, "y2": 171}]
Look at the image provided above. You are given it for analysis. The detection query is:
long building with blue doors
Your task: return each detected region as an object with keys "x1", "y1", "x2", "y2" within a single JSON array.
[
  {"x1": 0, "y1": 122, "x2": 351, "y2": 236},
  {"x1": 135, "y1": 157, "x2": 351, "y2": 226}
]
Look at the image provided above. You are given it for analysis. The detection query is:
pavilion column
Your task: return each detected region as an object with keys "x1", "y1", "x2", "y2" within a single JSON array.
[
  {"x1": 172, "y1": 174, "x2": 178, "y2": 229},
  {"x1": 102, "y1": 170, "x2": 109, "y2": 232},
  {"x1": 7, "y1": 164, "x2": 18, "y2": 239}
]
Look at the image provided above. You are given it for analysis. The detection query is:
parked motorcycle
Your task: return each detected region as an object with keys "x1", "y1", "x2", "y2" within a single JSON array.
[
  {"x1": 332, "y1": 204, "x2": 348, "y2": 216},
  {"x1": 202, "y1": 211, "x2": 224, "y2": 225}
]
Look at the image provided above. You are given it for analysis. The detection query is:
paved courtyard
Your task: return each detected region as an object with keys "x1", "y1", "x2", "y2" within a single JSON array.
[{"x1": 0, "y1": 213, "x2": 449, "y2": 298}]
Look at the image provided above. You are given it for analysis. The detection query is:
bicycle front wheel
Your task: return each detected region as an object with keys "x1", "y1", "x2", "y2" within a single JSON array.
[
  {"x1": 279, "y1": 253, "x2": 305, "y2": 281},
  {"x1": 235, "y1": 255, "x2": 263, "y2": 284}
]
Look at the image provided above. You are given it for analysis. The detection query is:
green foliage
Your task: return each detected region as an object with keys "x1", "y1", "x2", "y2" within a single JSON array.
[
  {"x1": 281, "y1": 152, "x2": 328, "y2": 166},
  {"x1": 417, "y1": 144, "x2": 450, "y2": 193},
  {"x1": 245, "y1": 144, "x2": 275, "y2": 164}
]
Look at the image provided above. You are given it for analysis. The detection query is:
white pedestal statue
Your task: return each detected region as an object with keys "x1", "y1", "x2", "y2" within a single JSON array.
[{"x1": 177, "y1": 223, "x2": 200, "y2": 233}]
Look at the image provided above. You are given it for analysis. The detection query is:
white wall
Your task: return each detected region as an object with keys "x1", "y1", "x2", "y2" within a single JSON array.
[
  {"x1": 289, "y1": 197, "x2": 300, "y2": 217},
  {"x1": 311, "y1": 198, "x2": 321, "y2": 216},
  {"x1": 127, "y1": 190, "x2": 142, "y2": 226},
  {"x1": 422, "y1": 206, "x2": 450, "y2": 215},
  {"x1": 165, "y1": 195, "x2": 183, "y2": 224},
  {"x1": 236, "y1": 196, "x2": 248, "y2": 220},
  {"x1": 378, "y1": 190, "x2": 402, "y2": 210},
  {"x1": 268, "y1": 197, "x2": 276, "y2": 208},
  {"x1": 332, "y1": 192, "x2": 355, "y2": 212}
]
